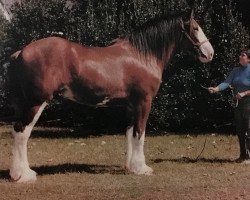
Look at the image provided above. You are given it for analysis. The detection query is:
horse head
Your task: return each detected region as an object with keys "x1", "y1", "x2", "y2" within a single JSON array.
[{"x1": 181, "y1": 10, "x2": 214, "y2": 63}]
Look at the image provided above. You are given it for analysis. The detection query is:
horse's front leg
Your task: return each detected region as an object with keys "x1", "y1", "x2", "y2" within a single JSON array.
[
  {"x1": 10, "y1": 102, "x2": 47, "y2": 183},
  {"x1": 126, "y1": 97, "x2": 153, "y2": 175}
]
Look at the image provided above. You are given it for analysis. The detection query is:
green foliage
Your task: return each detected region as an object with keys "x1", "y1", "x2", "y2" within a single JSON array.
[
  {"x1": 0, "y1": 0, "x2": 249, "y2": 132},
  {"x1": 7, "y1": 0, "x2": 71, "y2": 49}
]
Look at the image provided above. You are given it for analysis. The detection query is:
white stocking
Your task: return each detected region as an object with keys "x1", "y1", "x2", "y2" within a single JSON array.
[{"x1": 10, "y1": 102, "x2": 47, "y2": 183}]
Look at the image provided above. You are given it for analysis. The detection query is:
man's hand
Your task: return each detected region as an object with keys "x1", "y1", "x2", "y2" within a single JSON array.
[
  {"x1": 208, "y1": 87, "x2": 219, "y2": 94},
  {"x1": 236, "y1": 92, "x2": 246, "y2": 100}
]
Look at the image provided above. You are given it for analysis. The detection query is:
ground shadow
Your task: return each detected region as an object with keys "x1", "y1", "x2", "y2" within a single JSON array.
[
  {"x1": 152, "y1": 157, "x2": 236, "y2": 164},
  {"x1": 0, "y1": 170, "x2": 9, "y2": 180},
  {"x1": 34, "y1": 163, "x2": 127, "y2": 176},
  {"x1": 31, "y1": 129, "x2": 95, "y2": 139},
  {"x1": 30, "y1": 128, "x2": 125, "y2": 139},
  {"x1": 0, "y1": 163, "x2": 127, "y2": 181}
]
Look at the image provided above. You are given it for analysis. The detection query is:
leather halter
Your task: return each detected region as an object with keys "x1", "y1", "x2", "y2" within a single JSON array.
[{"x1": 181, "y1": 19, "x2": 209, "y2": 47}]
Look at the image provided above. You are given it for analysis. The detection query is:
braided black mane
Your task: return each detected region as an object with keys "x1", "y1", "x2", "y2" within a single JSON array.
[{"x1": 128, "y1": 14, "x2": 184, "y2": 60}]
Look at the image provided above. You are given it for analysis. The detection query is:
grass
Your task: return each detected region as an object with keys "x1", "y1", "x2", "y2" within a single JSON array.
[{"x1": 1, "y1": 125, "x2": 250, "y2": 199}]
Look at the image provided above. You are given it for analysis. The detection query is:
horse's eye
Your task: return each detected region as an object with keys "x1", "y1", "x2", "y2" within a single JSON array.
[
  {"x1": 191, "y1": 20, "x2": 199, "y2": 31},
  {"x1": 194, "y1": 26, "x2": 199, "y2": 31}
]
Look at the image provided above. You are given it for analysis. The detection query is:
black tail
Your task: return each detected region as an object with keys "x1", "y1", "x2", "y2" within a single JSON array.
[{"x1": 7, "y1": 50, "x2": 24, "y2": 118}]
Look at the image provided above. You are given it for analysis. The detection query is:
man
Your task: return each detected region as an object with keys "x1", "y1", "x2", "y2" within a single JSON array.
[{"x1": 208, "y1": 48, "x2": 250, "y2": 163}]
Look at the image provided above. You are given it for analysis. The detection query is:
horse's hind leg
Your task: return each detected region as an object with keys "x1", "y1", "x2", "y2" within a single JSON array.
[{"x1": 10, "y1": 102, "x2": 47, "y2": 183}]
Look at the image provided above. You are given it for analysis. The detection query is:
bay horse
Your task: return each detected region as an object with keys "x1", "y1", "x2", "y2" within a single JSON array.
[{"x1": 7, "y1": 11, "x2": 213, "y2": 182}]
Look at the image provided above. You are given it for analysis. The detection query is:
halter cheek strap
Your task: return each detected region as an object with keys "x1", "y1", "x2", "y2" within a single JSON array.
[
  {"x1": 183, "y1": 31, "x2": 209, "y2": 47},
  {"x1": 180, "y1": 19, "x2": 209, "y2": 47}
]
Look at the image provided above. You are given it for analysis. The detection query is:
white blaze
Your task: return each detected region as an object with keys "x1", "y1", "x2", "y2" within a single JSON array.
[{"x1": 196, "y1": 25, "x2": 214, "y2": 63}]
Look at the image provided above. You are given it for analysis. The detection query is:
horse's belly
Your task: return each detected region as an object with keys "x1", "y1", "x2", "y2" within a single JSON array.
[{"x1": 60, "y1": 85, "x2": 127, "y2": 107}]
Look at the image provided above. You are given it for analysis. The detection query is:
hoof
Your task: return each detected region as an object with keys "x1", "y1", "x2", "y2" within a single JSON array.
[
  {"x1": 128, "y1": 164, "x2": 153, "y2": 175},
  {"x1": 10, "y1": 168, "x2": 22, "y2": 181},
  {"x1": 10, "y1": 168, "x2": 37, "y2": 183}
]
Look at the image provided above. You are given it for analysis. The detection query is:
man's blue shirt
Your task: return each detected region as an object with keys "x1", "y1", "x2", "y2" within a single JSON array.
[{"x1": 218, "y1": 63, "x2": 250, "y2": 94}]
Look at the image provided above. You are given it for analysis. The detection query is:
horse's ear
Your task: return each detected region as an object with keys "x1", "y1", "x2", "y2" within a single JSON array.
[
  {"x1": 190, "y1": 9, "x2": 194, "y2": 19},
  {"x1": 182, "y1": 9, "x2": 194, "y2": 23},
  {"x1": 185, "y1": 0, "x2": 195, "y2": 20}
]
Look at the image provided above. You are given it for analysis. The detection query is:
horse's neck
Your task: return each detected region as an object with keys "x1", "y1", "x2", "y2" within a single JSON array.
[
  {"x1": 117, "y1": 38, "x2": 176, "y2": 73},
  {"x1": 159, "y1": 44, "x2": 176, "y2": 72}
]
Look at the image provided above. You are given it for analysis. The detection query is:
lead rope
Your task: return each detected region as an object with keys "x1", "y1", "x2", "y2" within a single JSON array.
[
  {"x1": 195, "y1": 84, "x2": 235, "y2": 160},
  {"x1": 195, "y1": 136, "x2": 208, "y2": 160},
  {"x1": 194, "y1": 84, "x2": 210, "y2": 160}
]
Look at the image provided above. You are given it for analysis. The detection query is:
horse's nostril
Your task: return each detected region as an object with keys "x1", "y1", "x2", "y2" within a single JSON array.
[{"x1": 209, "y1": 53, "x2": 213, "y2": 60}]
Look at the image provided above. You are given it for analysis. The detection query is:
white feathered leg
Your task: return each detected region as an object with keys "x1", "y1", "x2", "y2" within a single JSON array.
[
  {"x1": 10, "y1": 126, "x2": 36, "y2": 182},
  {"x1": 125, "y1": 126, "x2": 133, "y2": 169},
  {"x1": 126, "y1": 128, "x2": 153, "y2": 175},
  {"x1": 10, "y1": 102, "x2": 47, "y2": 183}
]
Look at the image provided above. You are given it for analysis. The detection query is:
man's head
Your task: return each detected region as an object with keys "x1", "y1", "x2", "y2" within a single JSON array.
[{"x1": 240, "y1": 48, "x2": 250, "y2": 65}]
